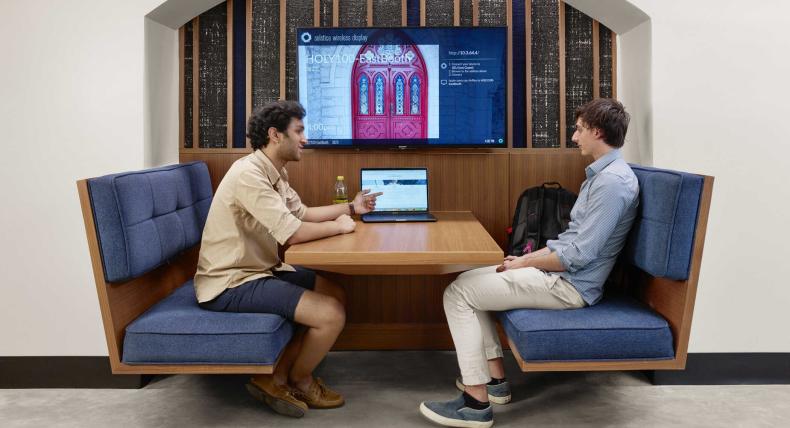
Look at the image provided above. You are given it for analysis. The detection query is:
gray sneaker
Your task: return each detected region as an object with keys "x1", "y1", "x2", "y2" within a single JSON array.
[
  {"x1": 419, "y1": 394, "x2": 494, "y2": 428},
  {"x1": 455, "y1": 377, "x2": 511, "y2": 405}
]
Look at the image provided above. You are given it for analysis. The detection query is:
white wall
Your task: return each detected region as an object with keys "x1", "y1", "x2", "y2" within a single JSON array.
[
  {"x1": 0, "y1": 0, "x2": 164, "y2": 355},
  {"x1": 144, "y1": 18, "x2": 179, "y2": 167},
  {"x1": 2, "y1": 0, "x2": 789, "y2": 357},
  {"x1": 626, "y1": 0, "x2": 790, "y2": 352}
]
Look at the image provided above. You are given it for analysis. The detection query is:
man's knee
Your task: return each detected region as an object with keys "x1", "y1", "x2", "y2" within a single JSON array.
[
  {"x1": 443, "y1": 281, "x2": 464, "y2": 307},
  {"x1": 320, "y1": 297, "x2": 346, "y2": 330}
]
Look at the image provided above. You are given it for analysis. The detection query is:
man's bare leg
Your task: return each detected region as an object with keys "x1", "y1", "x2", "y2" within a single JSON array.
[
  {"x1": 255, "y1": 276, "x2": 347, "y2": 387},
  {"x1": 287, "y1": 289, "x2": 346, "y2": 391}
]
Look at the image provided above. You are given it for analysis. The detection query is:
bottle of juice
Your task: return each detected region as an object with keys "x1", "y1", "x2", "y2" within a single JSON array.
[{"x1": 333, "y1": 176, "x2": 348, "y2": 204}]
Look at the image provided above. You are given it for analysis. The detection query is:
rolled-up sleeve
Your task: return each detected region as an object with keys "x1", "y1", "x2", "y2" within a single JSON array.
[
  {"x1": 549, "y1": 173, "x2": 632, "y2": 273},
  {"x1": 236, "y1": 170, "x2": 302, "y2": 245}
]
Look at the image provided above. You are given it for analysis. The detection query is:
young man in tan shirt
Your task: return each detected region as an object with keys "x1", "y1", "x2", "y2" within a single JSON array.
[{"x1": 194, "y1": 100, "x2": 381, "y2": 418}]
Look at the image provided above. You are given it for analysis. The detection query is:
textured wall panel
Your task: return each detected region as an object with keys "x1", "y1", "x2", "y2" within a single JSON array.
[
  {"x1": 478, "y1": 0, "x2": 507, "y2": 26},
  {"x1": 199, "y1": 3, "x2": 228, "y2": 148},
  {"x1": 339, "y1": 0, "x2": 367, "y2": 27},
  {"x1": 425, "y1": 0, "x2": 454, "y2": 26},
  {"x1": 373, "y1": 0, "x2": 402, "y2": 26},
  {"x1": 564, "y1": 4, "x2": 593, "y2": 148},
  {"x1": 599, "y1": 24, "x2": 613, "y2": 99},
  {"x1": 184, "y1": 21, "x2": 194, "y2": 148},
  {"x1": 319, "y1": 0, "x2": 334, "y2": 27},
  {"x1": 531, "y1": 0, "x2": 560, "y2": 148},
  {"x1": 286, "y1": 0, "x2": 314, "y2": 100},
  {"x1": 251, "y1": 0, "x2": 280, "y2": 109},
  {"x1": 460, "y1": 0, "x2": 473, "y2": 26}
]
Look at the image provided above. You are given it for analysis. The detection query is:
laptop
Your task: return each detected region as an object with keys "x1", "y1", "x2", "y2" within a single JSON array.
[{"x1": 360, "y1": 168, "x2": 437, "y2": 223}]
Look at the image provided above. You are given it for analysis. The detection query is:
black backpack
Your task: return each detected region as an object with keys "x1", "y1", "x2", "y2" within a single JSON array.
[{"x1": 507, "y1": 182, "x2": 577, "y2": 256}]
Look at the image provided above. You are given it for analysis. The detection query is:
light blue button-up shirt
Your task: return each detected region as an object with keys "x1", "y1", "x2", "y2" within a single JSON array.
[{"x1": 546, "y1": 149, "x2": 639, "y2": 305}]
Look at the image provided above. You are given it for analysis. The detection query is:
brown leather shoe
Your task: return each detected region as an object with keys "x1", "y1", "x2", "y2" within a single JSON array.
[
  {"x1": 292, "y1": 378, "x2": 345, "y2": 409},
  {"x1": 246, "y1": 377, "x2": 308, "y2": 418}
]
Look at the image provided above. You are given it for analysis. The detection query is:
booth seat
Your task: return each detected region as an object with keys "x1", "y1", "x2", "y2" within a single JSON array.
[
  {"x1": 499, "y1": 165, "x2": 713, "y2": 372},
  {"x1": 78, "y1": 162, "x2": 292, "y2": 373}
]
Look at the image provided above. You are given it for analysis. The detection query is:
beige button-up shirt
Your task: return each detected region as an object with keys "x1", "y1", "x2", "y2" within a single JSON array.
[{"x1": 194, "y1": 151, "x2": 308, "y2": 303}]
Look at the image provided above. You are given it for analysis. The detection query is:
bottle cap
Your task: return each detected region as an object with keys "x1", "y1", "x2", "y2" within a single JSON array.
[{"x1": 337, "y1": 175, "x2": 344, "y2": 180}]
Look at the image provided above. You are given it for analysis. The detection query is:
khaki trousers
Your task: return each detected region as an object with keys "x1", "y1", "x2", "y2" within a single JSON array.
[{"x1": 443, "y1": 266, "x2": 586, "y2": 386}]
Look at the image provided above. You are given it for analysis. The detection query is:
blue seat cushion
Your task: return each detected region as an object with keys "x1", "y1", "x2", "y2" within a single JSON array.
[
  {"x1": 123, "y1": 282, "x2": 293, "y2": 365},
  {"x1": 625, "y1": 165, "x2": 703, "y2": 280},
  {"x1": 499, "y1": 295, "x2": 674, "y2": 362},
  {"x1": 88, "y1": 162, "x2": 213, "y2": 283}
]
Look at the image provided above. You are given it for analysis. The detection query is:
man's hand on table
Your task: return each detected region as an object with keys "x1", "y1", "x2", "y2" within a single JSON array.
[{"x1": 334, "y1": 214, "x2": 356, "y2": 234}]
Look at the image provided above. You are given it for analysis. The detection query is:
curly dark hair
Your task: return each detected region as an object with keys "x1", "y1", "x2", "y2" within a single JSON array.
[
  {"x1": 574, "y1": 98, "x2": 630, "y2": 148},
  {"x1": 246, "y1": 100, "x2": 306, "y2": 151}
]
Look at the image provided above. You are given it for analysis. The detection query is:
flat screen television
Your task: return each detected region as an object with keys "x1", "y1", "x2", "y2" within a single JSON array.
[{"x1": 297, "y1": 26, "x2": 507, "y2": 148}]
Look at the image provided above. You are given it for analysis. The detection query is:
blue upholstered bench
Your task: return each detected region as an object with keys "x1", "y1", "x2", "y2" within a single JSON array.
[
  {"x1": 499, "y1": 165, "x2": 713, "y2": 372},
  {"x1": 78, "y1": 162, "x2": 293, "y2": 374}
]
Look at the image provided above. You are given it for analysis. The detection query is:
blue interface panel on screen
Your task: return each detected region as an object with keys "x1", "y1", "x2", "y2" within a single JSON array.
[{"x1": 297, "y1": 27, "x2": 506, "y2": 148}]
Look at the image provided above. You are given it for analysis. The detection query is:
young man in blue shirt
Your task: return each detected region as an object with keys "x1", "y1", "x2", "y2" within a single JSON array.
[{"x1": 420, "y1": 98, "x2": 639, "y2": 428}]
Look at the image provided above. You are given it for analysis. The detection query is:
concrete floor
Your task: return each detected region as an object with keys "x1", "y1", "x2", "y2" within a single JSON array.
[{"x1": 2, "y1": 351, "x2": 789, "y2": 427}]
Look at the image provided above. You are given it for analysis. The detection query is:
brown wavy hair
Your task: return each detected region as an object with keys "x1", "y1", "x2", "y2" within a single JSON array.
[
  {"x1": 247, "y1": 100, "x2": 306, "y2": 151},
  {"x1": 574, "y1": 98, "x2": 630, "y2": 148}
]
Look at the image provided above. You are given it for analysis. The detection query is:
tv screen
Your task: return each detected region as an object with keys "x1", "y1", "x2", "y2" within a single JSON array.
[{"x1": 297, "y1": 27, "x2": 507, "y2": 148}]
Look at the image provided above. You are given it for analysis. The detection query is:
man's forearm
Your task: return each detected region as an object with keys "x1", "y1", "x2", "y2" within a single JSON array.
[
  {"x1": 525, "y1": 247, "x2": 551, "y2": 259},
  {"x1": 525, "y1": 251, "x2": 566, "y2": 272},
  {"x1": 303, "y1": 204, "x2": 349, "y2": 222},
  {"x1": 286, "y1": 220, "x2": 342, "y2": 245}
]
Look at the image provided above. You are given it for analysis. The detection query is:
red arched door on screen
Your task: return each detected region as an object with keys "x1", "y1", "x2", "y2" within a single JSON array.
[{"x1": 352, "y1": 44, "x2": 427, "y2": 140}]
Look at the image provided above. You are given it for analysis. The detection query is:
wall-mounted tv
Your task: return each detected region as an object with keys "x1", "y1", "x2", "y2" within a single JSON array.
[{"x1": 297, "y1": 26, "x2": 507, "y2": 148}]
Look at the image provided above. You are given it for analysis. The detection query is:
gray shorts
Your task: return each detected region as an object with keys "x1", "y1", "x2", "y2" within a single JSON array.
[{"x1": 199, "y1": 266, "x2": 316, "y2": 320}]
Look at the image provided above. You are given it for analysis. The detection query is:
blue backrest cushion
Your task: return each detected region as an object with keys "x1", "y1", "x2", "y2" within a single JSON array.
[
  {"x1": 625, "y1": 165, "x2": 703, "y2": 280},
  {"x1": 87, "y1": 162, "x2": 213, "y2": 283}
]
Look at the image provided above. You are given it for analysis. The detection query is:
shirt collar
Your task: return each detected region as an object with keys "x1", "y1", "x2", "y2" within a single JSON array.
[
  {"x1": 585, "y1": 149, "x2": 621, "y2": 179},
  {"x1": 252, "y1": 150, "x2": 288, "y2": 187}
]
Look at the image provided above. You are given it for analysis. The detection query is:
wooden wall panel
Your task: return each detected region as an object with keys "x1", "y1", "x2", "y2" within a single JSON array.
[
  {"x1": 285, "y1": 151, "x2": 511, "y2": 247},
  {"x1": 508, "y1": 151, "x2": 590, "y2": 217},
  {"x1": 564, "y1": 3, "x2": 593, "y2": 148},
  {"x1": 180, "y1": 152, "x2": 246, "y2": 190}
]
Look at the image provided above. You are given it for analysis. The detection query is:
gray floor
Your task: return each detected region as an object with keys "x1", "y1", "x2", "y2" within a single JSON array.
[{"x1": 2, "y1": 351, "x2": 789, "y2": 427}]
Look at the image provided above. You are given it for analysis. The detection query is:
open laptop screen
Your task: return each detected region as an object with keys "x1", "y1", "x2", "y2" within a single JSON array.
[{"x1": 360, "y1": 168, "x2": 428, "y2": 212}]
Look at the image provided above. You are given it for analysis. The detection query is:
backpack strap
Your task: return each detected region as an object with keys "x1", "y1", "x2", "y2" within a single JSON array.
[
  {"x1": 525, "y1": 186, "x2": 543, "y2": 253},
  {"x1": 508, "y1": 188, "x2": 531, "y2": 255}
]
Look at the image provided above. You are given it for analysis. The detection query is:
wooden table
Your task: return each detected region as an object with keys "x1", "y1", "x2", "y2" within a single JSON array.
[
  {"x1": 285, "y1": 211, "x2": 503, "y2": 275},
  {"x1": 285, "y1": 211, "x2": 504, "y2": 349}
]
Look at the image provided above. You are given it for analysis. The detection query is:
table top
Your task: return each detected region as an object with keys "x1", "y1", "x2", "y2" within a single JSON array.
[{"x1": 284, "y1": 211, "x2": 504, "y2": 275}]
